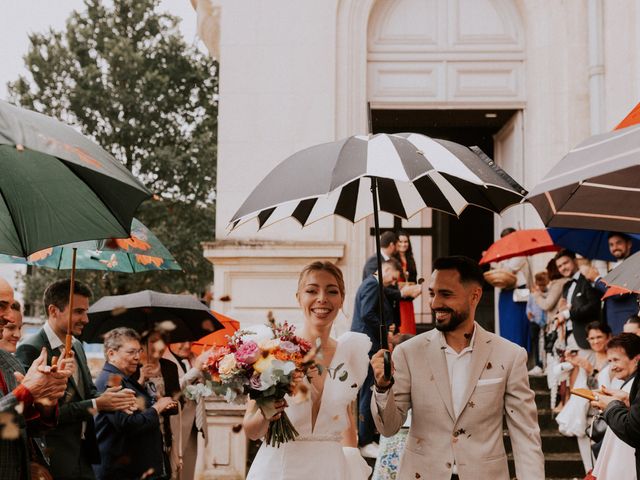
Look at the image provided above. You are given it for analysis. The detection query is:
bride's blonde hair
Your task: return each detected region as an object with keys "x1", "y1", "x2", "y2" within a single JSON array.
[{"x1": 297, "y1": 261, "x2": 345, "y2": 299}]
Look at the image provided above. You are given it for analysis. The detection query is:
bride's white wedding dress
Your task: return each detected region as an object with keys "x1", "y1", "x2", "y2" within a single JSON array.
[{"x1": 247, "y1": 331, "x2": 372, "y2": 480}]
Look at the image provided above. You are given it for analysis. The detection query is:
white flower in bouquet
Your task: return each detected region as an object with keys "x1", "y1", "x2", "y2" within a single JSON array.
[
  {"x1": 218, "y1": 353, "x2": 239, "y2": 378},
  {"x1": 259, "y1": 359, "x2": 296, "y2": 391}
]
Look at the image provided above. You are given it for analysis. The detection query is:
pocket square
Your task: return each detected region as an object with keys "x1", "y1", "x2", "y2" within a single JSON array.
[{"x1": 477, "y1": 377, "x2": 503, "y2": 386}]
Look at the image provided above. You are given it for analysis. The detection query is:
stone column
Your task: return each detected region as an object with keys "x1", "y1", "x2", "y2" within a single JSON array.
[{"x1": 198, "y1": 396, "x2": 248, "y2": 479}]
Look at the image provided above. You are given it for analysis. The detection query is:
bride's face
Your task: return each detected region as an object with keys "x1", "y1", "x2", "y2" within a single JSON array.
[{"x1": 297, "y1": 270, "x2": 344, "y2": 329}]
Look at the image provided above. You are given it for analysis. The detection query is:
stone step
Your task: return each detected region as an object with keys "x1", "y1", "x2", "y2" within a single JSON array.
[
  {"x1": 509, "y1": 452, "x2": 585, "y2": 479},
  {"x1": 529, "y1": 374, "x2": 549, "y2": 390},
  {"x1": 535, "y1": 390, "x2": 552, "y2": 410},
  {"x1": 504, "y1": 408, "x2": 557, "y2": 431},
  {"x1": 504, "y1": 430, "x2": 580, "y2": 454}
]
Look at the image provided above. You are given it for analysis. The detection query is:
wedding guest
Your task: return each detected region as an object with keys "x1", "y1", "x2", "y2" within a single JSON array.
[
  {"x1": 352, "y1": 258, "x2": 403, "y2": 459},
  {"x1": 16, "y1": 279, "x2": 138, "y2": 480},
  {"x1": 0, "y1": 301, "x2": 22, "y2": 353},
  {"x1": 590, "y1": 333, "x2": 640, "y2": 479},
  {"x1": 624, "y1": 316, "x2": 640, "y2": 335},
  {"x1": 555, "y1": 322, "x2": 613, "y2": 472},
  {"x1": 137, "y1": 331, "x2": 181, "y2": 477},
  {"x1": 526, "y1": 271, "x2": 548, "y2": 375},
  {"x1": 532, "y1": 259, "x2": 571, "y2": 319},
  {"x1": 163, "y1": 342, "x2": 209, "y2": 479},
  {"x1": 94, "y1": 327, "x2": 178, "y2": 480},
  {"x1": 0, "y1": 277, "x2": 73, "y2": 480},
  {"x1": 392, "y1": 230, "x2": 420, "y2": 335},
  {"x1": 553, "y1": 250, "x2": 601, "y2": 352},
  {"x1": 581, "y1": 233, "x2": 638, "y2": 334},
  {"x1": 495, "y1": 228, "x2": 531, "y2": 350}
]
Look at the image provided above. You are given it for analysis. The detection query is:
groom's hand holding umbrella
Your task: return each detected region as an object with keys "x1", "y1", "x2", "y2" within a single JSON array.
[{"x1": 370, "y1": 349, "x2": 395, "y2": 392}]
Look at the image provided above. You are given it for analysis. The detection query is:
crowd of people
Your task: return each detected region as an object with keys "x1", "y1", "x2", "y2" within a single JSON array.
[
  {"x1": 492, "y1": 229, "x2": 640, "y2": 479},
  {"x1": 4, "y1": 227, "x2": 640, "y2": 480},
  {"x1": 0, "y1": 278, "x2": 209, "y2": 480}
]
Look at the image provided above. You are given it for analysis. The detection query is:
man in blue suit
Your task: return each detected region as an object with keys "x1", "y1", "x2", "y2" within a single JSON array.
[
  {"x1": 351, "y1": 258, "x2": 402, "y2": 458},
  {"x1": 583, "y1": 232, "x2": 639, "y2": 334}
]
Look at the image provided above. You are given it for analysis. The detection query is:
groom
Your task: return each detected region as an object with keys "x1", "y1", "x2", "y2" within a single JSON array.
[{"x1": 370, "y1": 256, "x2": 544, "y2": 480}]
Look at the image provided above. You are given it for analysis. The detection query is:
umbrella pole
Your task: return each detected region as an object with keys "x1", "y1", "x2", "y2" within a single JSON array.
[
  {"x1": 370, "y1": 177, "x2": 392, "y2": 380},
  {"x1": 64, "y1": 247, "x2": 78, "y2": 357}
]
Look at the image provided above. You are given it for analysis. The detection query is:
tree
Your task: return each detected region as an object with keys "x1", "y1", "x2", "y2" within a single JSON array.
[{"x1": 9, "y1": 0, "x2": 218, "y2": 317}]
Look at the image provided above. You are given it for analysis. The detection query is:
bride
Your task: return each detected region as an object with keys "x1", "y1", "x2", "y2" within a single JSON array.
[{"x1": 243, "y1": 261, "x2": 372, "y2": 479}]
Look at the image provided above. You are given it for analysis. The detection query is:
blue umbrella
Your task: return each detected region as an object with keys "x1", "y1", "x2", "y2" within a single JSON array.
[{"x1": 547, "y1": 228, "x2": 640, "y2": 261}]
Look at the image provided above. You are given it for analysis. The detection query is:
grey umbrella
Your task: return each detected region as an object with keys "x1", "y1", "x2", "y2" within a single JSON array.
[
  {"x1": 602, "y1": 251, "x2": 640, "y2": 293},
  {"x1": 527, "y1": 124, "x2": 640, "y2": 232},
  {"x1": 229, "y1": 133, "x2": 526, "y2": 371}
]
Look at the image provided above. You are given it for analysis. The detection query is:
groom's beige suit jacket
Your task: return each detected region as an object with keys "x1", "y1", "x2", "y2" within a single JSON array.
[{"x1": 372, "y1": 324, "x2": 544, "y2": 480}]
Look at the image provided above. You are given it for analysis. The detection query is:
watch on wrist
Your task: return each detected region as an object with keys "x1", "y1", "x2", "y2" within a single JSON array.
[{"x1": 374, "y1": 376, "x2": 394, "y2": 393}]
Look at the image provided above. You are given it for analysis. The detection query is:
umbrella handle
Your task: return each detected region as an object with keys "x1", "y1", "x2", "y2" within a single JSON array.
[
  {"x1": 64, "y1": 248, "x2": 78, "y2": 358},
  {"x1": 383, "y1": 351, "x2": 391, "y2": 379}
]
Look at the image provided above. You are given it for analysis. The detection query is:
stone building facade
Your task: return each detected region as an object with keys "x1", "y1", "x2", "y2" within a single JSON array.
[{"x1": 203, "y1": 0, "x2": 640, "y2": 330}]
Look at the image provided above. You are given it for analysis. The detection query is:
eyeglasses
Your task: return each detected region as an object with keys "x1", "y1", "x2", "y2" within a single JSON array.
[{"x1": 119, "y1": 348, "x2": 143, "y2": 356}]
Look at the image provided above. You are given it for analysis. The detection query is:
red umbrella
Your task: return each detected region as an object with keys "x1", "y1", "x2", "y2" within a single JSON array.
[
  {"x1": 614, "y1": 103, "x2": 640, "y2": 130},
  {"x1": 190, "y1": 310, "x2": 240, "y2": 355},
  {"x1": 480, "y1": 229, "x2": 560, "y2": 265},
  {"x1": 601, "y1": 284, "x2": 636, "y2": 300}
]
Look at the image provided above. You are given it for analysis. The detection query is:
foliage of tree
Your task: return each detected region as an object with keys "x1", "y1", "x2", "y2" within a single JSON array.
[{"x1": 9, "y1": 0, "x2": 218, "y2": 317}]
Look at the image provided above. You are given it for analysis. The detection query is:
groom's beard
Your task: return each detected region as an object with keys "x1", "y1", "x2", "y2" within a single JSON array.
[{"x1": 432, "y1": 307, "x2": 469, "y2": 332}]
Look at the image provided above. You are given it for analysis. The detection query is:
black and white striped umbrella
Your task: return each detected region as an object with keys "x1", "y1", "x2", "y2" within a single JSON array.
[
  {"x1": 229, "y1": 133, "x2": 527, "y2": 230},
  {"x1": 527, "y1": 124, "x2": 640, "y2": 232}
]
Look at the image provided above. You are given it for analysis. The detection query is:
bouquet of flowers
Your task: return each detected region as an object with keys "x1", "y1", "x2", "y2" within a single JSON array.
[{"x1": 185, "y1": 320, "x2": 314, "y2": 447}]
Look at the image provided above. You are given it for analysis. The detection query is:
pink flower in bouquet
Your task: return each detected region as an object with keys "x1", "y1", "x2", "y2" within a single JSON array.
[
  {"x1": 279, "y1": 341, "x2": 299, "y2": 354},
  {"x1": 235, "y1": 340, "x2": 261, "y2": 364},
  {"x1": 249, "y1": 373, "x2": 262, "y2": 390}
]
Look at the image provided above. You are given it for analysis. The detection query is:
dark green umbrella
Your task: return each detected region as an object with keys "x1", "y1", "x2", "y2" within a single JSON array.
[
  {"x1": 0, "y1": 100, "x2": 152, "y2": 356},
  {"x1": 0, "y1": 100, "x2": 152, "y2": 257}
]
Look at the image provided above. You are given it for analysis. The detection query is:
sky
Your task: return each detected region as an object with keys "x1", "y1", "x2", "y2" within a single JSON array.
[{"x1": 0, "y1": 0, "x2": 202, "y2": 297}]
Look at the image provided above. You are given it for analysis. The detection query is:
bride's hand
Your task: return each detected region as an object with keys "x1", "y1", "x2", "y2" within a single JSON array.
[
  {"x1": 306, "y1": 365, "x2": 320, "y2": 380},
  {"x1": 264, "y1": 399, "x2": 288, "y2": 422},
  {"x1": 289, "y1": 370, "x2": 305, "y2": 394}
]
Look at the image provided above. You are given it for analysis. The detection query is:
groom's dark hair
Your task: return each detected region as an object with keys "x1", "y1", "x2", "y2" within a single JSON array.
[{"x1": 432, "y1": 256, "x2": 484, "y2": 286}]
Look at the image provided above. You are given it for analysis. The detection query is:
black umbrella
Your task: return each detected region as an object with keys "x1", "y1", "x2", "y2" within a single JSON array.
[
  {"x1": 81, "y1": 290, "x2": 224, "y2": 344},
  {"x1": 527, "y1": 124, "x2": 640, "y2": 232},
  {"x1": 228, "y1": 133, "x2": 526, "y2": 375}
]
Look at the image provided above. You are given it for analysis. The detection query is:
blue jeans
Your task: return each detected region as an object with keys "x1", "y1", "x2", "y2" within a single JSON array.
[{"x1": 357, "y1": 366, "x2": 378, "y2": 446}]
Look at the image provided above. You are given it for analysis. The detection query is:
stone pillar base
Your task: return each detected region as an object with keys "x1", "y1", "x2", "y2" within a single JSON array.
[{"x1": 198, "y1": 396, "x2": 248, "y2": 480}]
